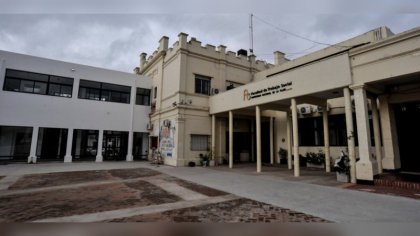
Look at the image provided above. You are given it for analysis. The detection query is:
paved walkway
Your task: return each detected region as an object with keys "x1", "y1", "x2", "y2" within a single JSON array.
[
  {"x1": 153, "y1": 164, "x2": 420, "y2": 222},
  {"x1": 1, "y1": 161, "x2": 420, "y2": 222}
]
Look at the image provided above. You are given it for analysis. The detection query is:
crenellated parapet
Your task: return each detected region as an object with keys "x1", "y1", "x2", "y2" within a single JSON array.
[{"x1": 138, "y1": 32, "x2": 273, "y2": 73}]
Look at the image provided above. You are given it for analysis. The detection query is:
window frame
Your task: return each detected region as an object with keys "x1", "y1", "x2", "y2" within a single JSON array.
[
  {"x1": 78, "y1": 79, "x2": 131, "y2": 104},
  {"x1": 3, "y1": 68, "x2": 74, "y2": 98},
  {"x1": 190, "y1": 134, "x2": 210, "y2": 151},
  {"x1": 135, "y1": 88, "x2": 151, "y2": 106},
  {"x1": 194, "y1": 74, "x2": 211, "y2": 95}
]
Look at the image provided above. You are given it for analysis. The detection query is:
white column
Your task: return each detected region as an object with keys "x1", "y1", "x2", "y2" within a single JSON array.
[
  {"x1": 96, "y1": 130, "x2": 104, "y2": 162},
  {"x1": 28, "y1": 126, "x2": 39, "y2": 163},
  {"x1": 64, "y1": 128, "x2": 73, "y2": 163},
  {"x1": 250, "y1": 121, "x2": 255, "y2": 162},
  {"x1": 269, "y1": 116, "x2": 274, "y2": 165},
  {"x1": 126, "y1": 131, "x2": 134, "y2": 161},
  {"x1": 286, "y1": 111, "x2": 293, "y2": 170},
  {"x1": 378, "y1": 95, "x2": 401, "y2": 169},
  {"x1": 229, "y1": 111, "x2": 233, "y2": 169},
  {"x1": 344, "y1": 88, "x2": 356, "y2": 183},
  {"x1": 127, "y1": 83, "x2": 136, "y2": 162},
  {"x1": 211, "y1": 115, "x2": 216, "y2": 159},
  {"x1": 371, "y1": 98, "x2": 383, "y2": 174},
  {"x1": 291, "y1": 98, "x2": 299, "y2": 177},
  {"x1": 256, "y1": 106, "x2": 262, "y2": 173},
  {"x1": 352, "y1": 85, "x2": 378, "y2": 181},
  {"x1": 323, "y1": 108, "x2": 331, "y2": 172}
]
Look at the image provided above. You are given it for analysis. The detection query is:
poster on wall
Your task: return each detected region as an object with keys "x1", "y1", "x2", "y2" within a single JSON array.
[{"x1": 159, "y1": 119, "x2": 175, "y2": 158}]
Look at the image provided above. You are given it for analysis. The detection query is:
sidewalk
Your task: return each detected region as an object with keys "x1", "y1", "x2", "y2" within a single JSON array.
[
  {"x1": 1, "y1": 161, "x2": 420, "y2": 222},
  {"x1": 153, "y1": 164, "x2": 420, "y2": 222}
]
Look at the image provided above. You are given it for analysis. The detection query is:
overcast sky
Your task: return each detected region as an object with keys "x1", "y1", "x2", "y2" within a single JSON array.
[{"x1": 0, "y1": 0, "x2": 419, "y2": 72}]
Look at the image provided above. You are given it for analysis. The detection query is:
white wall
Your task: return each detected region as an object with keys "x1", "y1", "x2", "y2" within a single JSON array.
[{"x1": 0, "y1": 50, "x2": 151, "y2": 133}]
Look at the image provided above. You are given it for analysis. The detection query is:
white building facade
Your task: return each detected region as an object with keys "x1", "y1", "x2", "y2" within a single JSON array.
[
  {"x1": 138, "y1": 26, "x2": 420, "y2": 183},
  {"x1": 0, "y1": 50, "x2": 151, "y2": 163},
  {"x1": 1, "y1": 25, "x2": 419, "y2": 184}
]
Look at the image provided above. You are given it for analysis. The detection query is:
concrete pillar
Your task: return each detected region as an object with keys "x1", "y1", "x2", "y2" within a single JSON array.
[
  {"x1": 344, "y1": 88, "x2": 357, "y2": 183},
  {"x1": 286, "y1": 111, "x2": 293, "y2": 170},
  {"x1": 322, "y1": 109, "x2": 331, "y2": 172},
  {"x1": 269, "y1": 117, "x2": 274, "y2": 165},
  {"x1": 140, "y1": 53, "x2": 147, "y2": 71},
  {"x1": 291, "y1": 98, "x2": 299, "y2": 177},
  {"x1": 28, "y1": 126, "x2": 39, "y2": 163},
  {"x1": 64, "y1": 128, "x2": 73, "y2": 163},
  {"x1": 378, "y1": 95, "x2": 401, "y2": 169},
  {"x1": 229, "y1": 111, "x2": 233, "y2": 169},
  {"x1": 159, "y1": 36, "x2": 169, "y2": 51},
  {"x1": 96, "y1": 130, "x2": 104, "y2": 162},
  {"x1": 256, "y1": 106, "x2": 262, "y2": 173},
  {"x1": 371, "y1": 98, "x2": 383, "y2": 174},
  {"x1": 352, "y1": 85, "x2": 378, "y2": 181},
  {"x1": 211, "y1": 115, "x2": 216, "y2": 158},
  {"x1": 126, "y1": 131, "x2": 134, "y2": 162},
  {"x1": 127, "y1": 83, "x2": 136, "y2": 162},
  {"x1": 251, "y1": 121, "x2": 255, "y2": 162},
  {"x1": 273, "y1": 51, "x2": 287, "y2": 65}
]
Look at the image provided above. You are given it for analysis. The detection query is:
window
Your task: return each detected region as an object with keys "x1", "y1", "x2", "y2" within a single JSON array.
[
  {"x1": 136, "y1": 88, "x2": 151, "y2": 105},
  {"x1": 195, "y1": 75, "x2": 211, "y2": 95},
  {"x1": 78, "y1": 79, "x2": 131, "y2": 104},
  {"x1": 191, "y1": 135, "x2": 209, "y2": 151},
  {"x1": 298, "y1": 117, "x2": 323, "y2": 146},
  {"x1": 3, "y1": 69, "x2": 73, "y2": 97},
  {"x1": 153, "y1": 86, "x2": 157, "y2": 99},
  {"x1": 328, "y1": 114, "x2": 348, "y2": 146}
]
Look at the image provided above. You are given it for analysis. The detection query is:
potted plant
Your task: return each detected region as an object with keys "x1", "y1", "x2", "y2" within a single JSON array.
[
  {"x1": 334, "y1": 150, "x2": 350, "y2": 182},
  {"x1": 305, "y1": 150, "x2": 325, "y2": 168},
  {"x1": 199, "y1": 153, "x2": 209, "y2": 167}
]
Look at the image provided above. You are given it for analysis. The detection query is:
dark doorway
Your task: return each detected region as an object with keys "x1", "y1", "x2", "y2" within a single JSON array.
[
  {"x1": 37, "y1": 128, "x2": 67, "y2": 161},
  {"x1": 225, "y1": 132, "x2": 251, "y2": 163},
  {"x1": 72, "y1": 129, "x2": 98, "y2": 161},
  {"x1": 394, "y1": 102, "x2": 420, "y2": 173},
  {"x1": 150, "y1": 136, "x2": 158, "y2": 150},
  {"x1": 261, "y1": 121, "x2": 271, "y2": 163},
  {"x1": 0, "y1": 126, "x2": 32, "y2": 162},
  {"x1": 133, "y1": 132, "x2": 148, "y2": 160},
  {"x1": 103, "y1": 131, "x2": 128, "y2": 161}
]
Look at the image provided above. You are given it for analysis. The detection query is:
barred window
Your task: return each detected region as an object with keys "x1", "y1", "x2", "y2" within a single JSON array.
[
  {"x1": 195, "y1": 75, "x2": 211, "y2": 95},
  {"x1": 190, "y1": 135, "x2": 209, "y2": 151}
]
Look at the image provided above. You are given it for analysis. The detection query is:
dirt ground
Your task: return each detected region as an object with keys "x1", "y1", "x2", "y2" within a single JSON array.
[
  {"x1": 0, "y1": 168, "x2": 330, "y2": 222},
  {"x1": 8, "y1": 168, "x2": 161, "y2": 190},
  {"x1": 108, "y1": 198, "x2": 330, "y2": 223}
]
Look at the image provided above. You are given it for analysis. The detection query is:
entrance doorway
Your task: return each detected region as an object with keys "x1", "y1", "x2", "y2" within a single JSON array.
[
  {"x1": 225, "y1": 132, "x2": 252, "y2": 163},
  {"x1": 37, "y1": 128, "x2": 68, "y2": 161},
  {"x1": 72, "y1": 129, "x2": 98, "y2": 161},
  {"x1": 394, "y1": 102, "x2": 420, "y2": 173},
  {"x1": 261, "y1": 121, "x2": 271, "y2": 163},
  {"x1": 103, "y1": 131, "x2": 128, "y2": 161},
  {"x1": 133, "y1": 132, "x2": 148, "y2": 160}
]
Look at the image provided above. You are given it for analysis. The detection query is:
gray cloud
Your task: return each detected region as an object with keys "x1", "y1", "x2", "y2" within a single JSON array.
[{"x1": 0, "y1": 12, "x2": 419, "y2": 72}]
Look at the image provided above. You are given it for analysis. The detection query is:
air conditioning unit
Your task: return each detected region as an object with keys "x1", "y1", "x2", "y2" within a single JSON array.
[
  {"x1": 316, "y1": 104, "x2": 330, "y2": 113},
  {"x1": 146, "y1": 123, "x2": 153, "y2": 130},
  {"x1": 211, "y1": 88, "x2": 219, "y2": 95},
  {"x1": 299, "y1": 105, "x2": 312, "y2": 115}
]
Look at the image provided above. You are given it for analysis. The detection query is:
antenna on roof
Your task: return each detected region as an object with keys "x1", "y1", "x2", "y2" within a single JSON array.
[{"x1": 249, "y1": 13, "x2": 254, "y2": 55}]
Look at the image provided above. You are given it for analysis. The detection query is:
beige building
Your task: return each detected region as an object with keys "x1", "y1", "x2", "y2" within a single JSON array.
[{"x1": 137, "y1": 26, "x2": 420, "y2": 183}]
